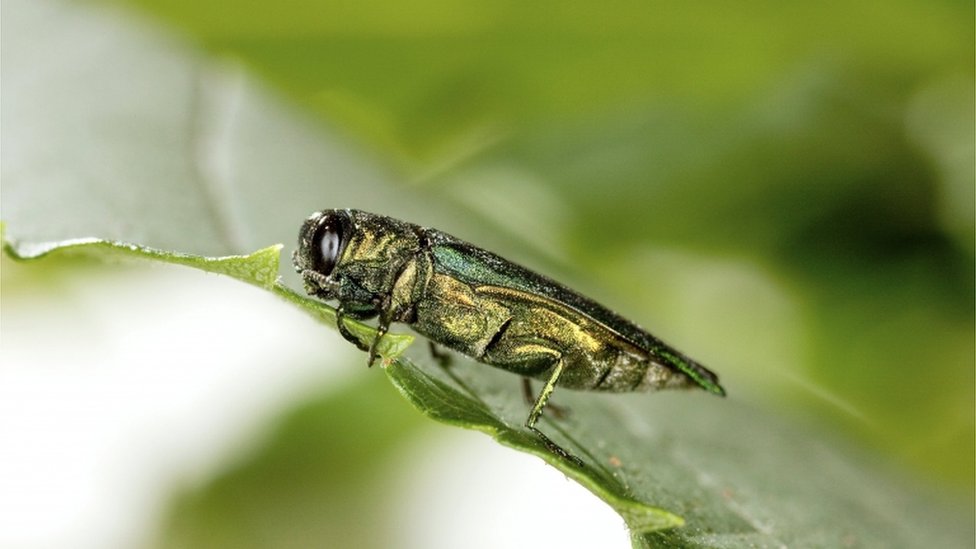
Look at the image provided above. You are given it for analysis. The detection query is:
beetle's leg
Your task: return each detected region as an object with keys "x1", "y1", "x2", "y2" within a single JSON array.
[
  {"x1": 480, "y1": 330, "x2": 582, "y2": 465},
  {"x1": 525, "y1": 358, "x2": 563, "y2": 428},
  {"x1": 336, "y1": 306, "x2": 370, "y2": 352},
  {"x1": 367, "y1": 320, "x2": 389, "y2": 367},
  {"x1": 428, "y1": 341, "x2": 453, "y2": 368},
  {"x1": 521, "y1": 377, "x2": 533, "y2": 404},
  {"x1": 525, "y1": 358, "x2": 583, "y2": 466},
  {"x1": 367, "y1": 295, "x2": 393, "y2": 367},
  {"x1": 521, "y1": 378, "x2": 569, "y2": 419}
]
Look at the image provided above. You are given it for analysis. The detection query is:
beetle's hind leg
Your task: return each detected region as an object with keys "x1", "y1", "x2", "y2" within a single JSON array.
[
  {"x1": 524, "y1": 357, "x2": 583, "y2": 467},
  {"x1": 481, "y1": 327, "x2": 583, "y2": 465},
  {"x1": 521, "y1": 378, "x2": 569, "y2": 419}
]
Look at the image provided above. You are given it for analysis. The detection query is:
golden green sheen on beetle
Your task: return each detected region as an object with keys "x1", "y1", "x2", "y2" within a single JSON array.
[{"x1": 293, "y1": 209, "x2": 725, "y2": 463}]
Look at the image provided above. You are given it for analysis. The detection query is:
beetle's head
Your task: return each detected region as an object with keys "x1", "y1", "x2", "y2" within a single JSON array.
[
  {"x1": 293, "y1": 209, "x2": 421, "y2": 303},
  {"x1": 293, "y1": 209, "x2": 353, "y2": 301}
]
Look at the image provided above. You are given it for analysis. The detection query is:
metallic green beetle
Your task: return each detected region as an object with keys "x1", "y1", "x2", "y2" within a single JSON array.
[{"x1": 293, "y1": 209, "x2": 725, "y2": 462}]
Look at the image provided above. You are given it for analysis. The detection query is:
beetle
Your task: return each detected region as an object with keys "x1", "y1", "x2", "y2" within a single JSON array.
[{"x1": 293, "y1": 209, "x2": 725, "y2": 463}]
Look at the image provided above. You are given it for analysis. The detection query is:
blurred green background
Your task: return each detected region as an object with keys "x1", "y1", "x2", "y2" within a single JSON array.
[
  {"x1": 2, "y1": 0, "x2": 973, "y2": 546},
  {"x1": 115, "y1": 0, "x2": 973, "y2": 484}
]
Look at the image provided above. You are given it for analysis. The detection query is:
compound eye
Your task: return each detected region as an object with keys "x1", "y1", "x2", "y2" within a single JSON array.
[{"x1": 315, "y1": 218, "x2": 344, "y2": 276}]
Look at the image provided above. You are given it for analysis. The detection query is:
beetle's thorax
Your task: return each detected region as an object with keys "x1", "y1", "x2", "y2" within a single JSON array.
[{"x1": 337, "y1": 215, "x2": 422, "y2": 297}]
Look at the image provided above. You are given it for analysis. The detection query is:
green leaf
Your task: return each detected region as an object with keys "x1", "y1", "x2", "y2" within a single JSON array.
[
  {"x1": 384, "y1": 355, "x2": 970, "y2": 547},
  {"x1": 7, "y1": 234, "x2": 969, "y2": 546},
  {"x1": 384, "y1": 355, "x2": 684, "y2": 533},
  {"x1": 11, "y1": 234, "x2": 972, "y2": 547}
]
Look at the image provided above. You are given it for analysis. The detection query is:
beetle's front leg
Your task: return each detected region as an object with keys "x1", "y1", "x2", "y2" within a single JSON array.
[{"x1": 335, "y1": 305, "x2": 370, "y2": 353}]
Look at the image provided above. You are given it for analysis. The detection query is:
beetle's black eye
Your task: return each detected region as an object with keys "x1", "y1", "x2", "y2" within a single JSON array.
[{"x1": 314, "y1": 218, "x2": 343, "y2": 276}]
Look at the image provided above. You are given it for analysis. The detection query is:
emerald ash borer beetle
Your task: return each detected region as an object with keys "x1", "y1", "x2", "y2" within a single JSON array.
[{"x1": 293, "y1": 209, "x2": 725, "y2": 464}]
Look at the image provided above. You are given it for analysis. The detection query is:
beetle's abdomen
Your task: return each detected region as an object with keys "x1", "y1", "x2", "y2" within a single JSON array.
[{"x1": 413, "y1": 275, "x2": 702, "y2": 393}]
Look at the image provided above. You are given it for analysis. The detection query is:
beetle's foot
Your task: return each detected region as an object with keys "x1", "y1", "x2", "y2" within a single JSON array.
[{"x1": 528, "y1": 425, "x2": 584, "y2": 467}]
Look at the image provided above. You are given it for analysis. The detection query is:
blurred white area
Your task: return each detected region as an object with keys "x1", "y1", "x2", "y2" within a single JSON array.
[
  {"x1": 0, "y1": 264, "x2": 360, "y2": 549},
  {"x1": 394, "y1": 431, "x2": 631, "y2": 549},
  {"x1": 0, "y1": 264, "x2": 629, "y2": 549}
]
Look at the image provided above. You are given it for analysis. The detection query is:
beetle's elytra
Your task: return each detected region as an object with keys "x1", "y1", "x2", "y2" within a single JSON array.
[{"x1": 293, "y1": 209, "x2": 725, "y2": 464}]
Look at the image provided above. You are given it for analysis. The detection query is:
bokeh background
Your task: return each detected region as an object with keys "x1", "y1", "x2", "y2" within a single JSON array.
[{"x1": 2, "y1": 0, "x2": 972, "y2": 547}]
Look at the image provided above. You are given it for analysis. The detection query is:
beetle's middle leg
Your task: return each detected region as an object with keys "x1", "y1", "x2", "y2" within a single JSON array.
[
  {"x1": 369, "y1": 288, "x2": 417, "y2": 367},
  {"x1": 367, "y1": 294, "x2": 393, "y2": 367},
  {"x1": 428, "y1": 341, "x2": 453, "y2": 368}
]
